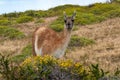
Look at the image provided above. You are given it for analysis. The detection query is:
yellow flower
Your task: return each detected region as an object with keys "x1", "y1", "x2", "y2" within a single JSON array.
[
  {"x1": 21, "y1": 57, "x2": 32, "y2": 66},
  {"x1": 74, "y1": 62, "x2": 82, "y2": 67},
  {"x1": 59, "y1": 60, "x2": 73, "y2": 68},
  {"x1": 73, "y1": 62, "x2": 85, "y2": 74}
]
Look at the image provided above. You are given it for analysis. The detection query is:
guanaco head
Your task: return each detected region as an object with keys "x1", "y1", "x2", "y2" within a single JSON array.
[{"x1": 64, "y1": 11, "x2": 76, "y2": 31}]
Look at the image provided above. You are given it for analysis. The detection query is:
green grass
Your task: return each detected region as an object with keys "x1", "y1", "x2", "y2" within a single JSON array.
[
  {"x1": 75, "y1": 13, "x2": 106, "y2": 25},
  {"x1": 88, "y1": 3, "x2": 119, "y2": 15},
  {"x1": 73, "y1": 26, "x2": 79, "y2": 31},
  {"x1": 68, "y1": 35, "x2": 95, "y2": 48},
  {"x1": 103, "y1": 9, "x2": 120, "y2": 18},
  {"x1": 50, "y1": 24, "x2": 64, "y2": 32},
  {"x1": 35, "y1": 18, "x2": 44, "y2": 23},
  {"x1": 11, "y1": 44, "x2": 32, "y2": 62},
  {"x1": 16, "y1": 16, "x2": 34, "y2": 23},
  {"x1": 0, "y1": 26, "x2": 25, "y2": 39},
  {"x1": 49, "y1": 16, "x2": 64, "y2": 32},
  {"x1": 24, "y1": 10, "x2": 48, "y2": 18},
  {"x1": 0, "y1": 19, "x2": 11, "y2": 26}
]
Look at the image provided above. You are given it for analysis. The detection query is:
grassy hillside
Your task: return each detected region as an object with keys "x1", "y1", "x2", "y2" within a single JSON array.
[
  {"x1": 1, "y1": 3, "x2": 120, "y2": 26},
  {"x1": 0, "y1": 2, "x2": 120, "y2": 80}
]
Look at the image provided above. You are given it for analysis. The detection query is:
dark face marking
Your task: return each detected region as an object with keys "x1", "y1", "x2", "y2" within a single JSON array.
[
  {"x1": 64, "y1": 17, "x2": 74, "y2": 30},
  {"x1": 64, "y1": 12, "x2": 76, "y2": 31}
]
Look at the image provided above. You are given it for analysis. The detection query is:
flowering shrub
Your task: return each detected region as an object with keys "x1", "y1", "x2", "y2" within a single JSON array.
[
  {"x1": 20, "y1": 56, "x2": 86, "y2": 80},
  {"x1": 0, "y1": 54, "x2": 120, "y2": 80},
  {"x1": 16, "y1": 16, "x2": 34, "y2": 23}
]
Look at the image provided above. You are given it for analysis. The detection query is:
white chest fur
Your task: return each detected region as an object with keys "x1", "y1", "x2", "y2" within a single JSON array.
[
  {"x1": 53, "y1": 36, "x2": 70, "y2": 58},
  {"x1": 35, "y1": 35, "x2": 42, "y2": 56}
]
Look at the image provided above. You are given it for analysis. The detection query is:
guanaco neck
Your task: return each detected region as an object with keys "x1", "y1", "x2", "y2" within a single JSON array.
[
  {"x1": 53, "y1": 28, "x2": 72, "y2": 58},
  {"x1": 60, "y1": 27, "x2": 72, "y2": 46}
]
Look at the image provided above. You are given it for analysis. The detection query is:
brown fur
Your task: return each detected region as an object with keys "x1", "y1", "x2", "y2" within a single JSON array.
[{"x1": 32, "y1": 26, "x2": 70, "y2": 56}]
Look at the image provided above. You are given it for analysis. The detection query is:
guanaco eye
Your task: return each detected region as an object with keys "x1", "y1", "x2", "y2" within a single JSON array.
[
  {"x1": 64, "y1": 20, "x2": 66, "y2": 22},
  {"x1": 72, "y1": 19, "x2": 74, "y2": 22}
]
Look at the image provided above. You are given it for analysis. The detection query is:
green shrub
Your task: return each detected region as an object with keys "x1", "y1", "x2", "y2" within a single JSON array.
[
  {"x1": 50, "y1": 16, "x2": 64, "y2": 32},
  {"x1": 0, "y1": 26, "x2": 25, "y2": 39},
  {"x1": 47, "y1": 4, "x2": 81, "y2": 17},
  {"x1": 23, "y1": 10, "x2": 48, "y2": 18},
  {"x1": 16, "y1": 16, "x2": 34, "y2": 23},
  {"x1": 35, "y1": 18, "x2": 44, "y2": 23},
  {"x1": 0, "y1": 54, "x2": 86, "y2": 80},
  {"x1": 0, "y1": 54, "x2": 120, "y2": 80},
  {"x1": 68, "y1": 35, "x2": 95, "y2": 48},
  {"x1": 20, "y1": 56, "x2": 87, "y2": 80},
  {"x1": 103, "y1": 9, "x2": 120, "y2": 18},
  {"x1": 24, "y1": 10, "x2": 36, "y2": 17},
  {"x1": 50, "y1": 24, "x2": 64, "y2": 32},
  {"x1": 89, "y1": 64, "x2": 109, "y2": 80},
  {"x1": 0, "y1": 19, "x2": 11, "y2": 26},
  {"x1": 73, "y1": 26, "x2": 79, "y2": 31},
  {"x1": 89, "y1": 3, "x2": 119, "y2": 15},
  {"x1": 12, "y1": 44, "x2": 32, "y2": 62},
  {"x1": 35, "y1": 11, "x2": 48, "y2": 18},
  {"x1": 2, "y1": 12, "x2": 19, "y2": 17},
  {"x1": 111, "y1": 0, "x2": 120, "y2": 3},
  {"x1": 75, "y1": 13, "x2": 105, "y2": 25},
  {"x1": 0, "y1": 54, "x2": 12, "y2": 80}
]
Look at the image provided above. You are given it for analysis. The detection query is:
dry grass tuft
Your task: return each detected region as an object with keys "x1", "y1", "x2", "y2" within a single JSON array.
[{"x1": 0, "y1": 38, "x2": 29, "y2": 56}]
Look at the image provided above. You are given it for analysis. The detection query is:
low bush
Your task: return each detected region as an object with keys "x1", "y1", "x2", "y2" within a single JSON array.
[
  {"x1": 25, "y1": 10, "x2": 48, "y2": 18},
  {"x1": 50, "y1": 24, "x2": 63, "y2": 32},
  {"x1": 12, "y1": 44, "x2": 32, "y2": 62},
  {"x1": 20, "y1": 56, "x2": 87, "y2": 80},
  {"x1": 103, "y1": 9, "x2": 120, "y2": 18},
  {"x1": 75, "y1": 13, "x2": 105, "y2": 25},
  {"x1": 24, "y1": 10, "x2": 36, "y2": 17},
  {"x1": 0, "y1": 19, "x2": 11, "y2": 26},
  {"x1": 0, "y1": 26, "x2": 25, "y2": 39},
  {"x1": 73, "y1": 25, "x2": 79, "y2": 31},
  {"x1": 2, "y1": 12, "x2": 19, "y2": 17},
  {"x1": 111, "y1": 0, "x2": 120, "y2": 3},
  {"x1": 16, "y1": 16, "x2": 34, "y2": 23},
  {"x1": 68, "y1": 35, "x2": 95, "y2": 48},
  {"x1": 50, "y1": 16, "x2": 64, "y2": 32},
  {"x1": 35, "y1": 18, "x2": 44, "y2": 23},
  {"x1": 89, "y1": 3, "x2": 119, "y2": 15},
  {"x1": 0, "y1": 54, "x2": 120, "y2": 80}
]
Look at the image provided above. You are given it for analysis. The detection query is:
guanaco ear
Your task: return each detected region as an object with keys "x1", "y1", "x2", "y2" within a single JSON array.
[
  {"x1": 72, "y1": 11, "x2": 76, "y2": 19},
  {"x1": 63, "y1": 11, "x2": 67, "y2": 20}
]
